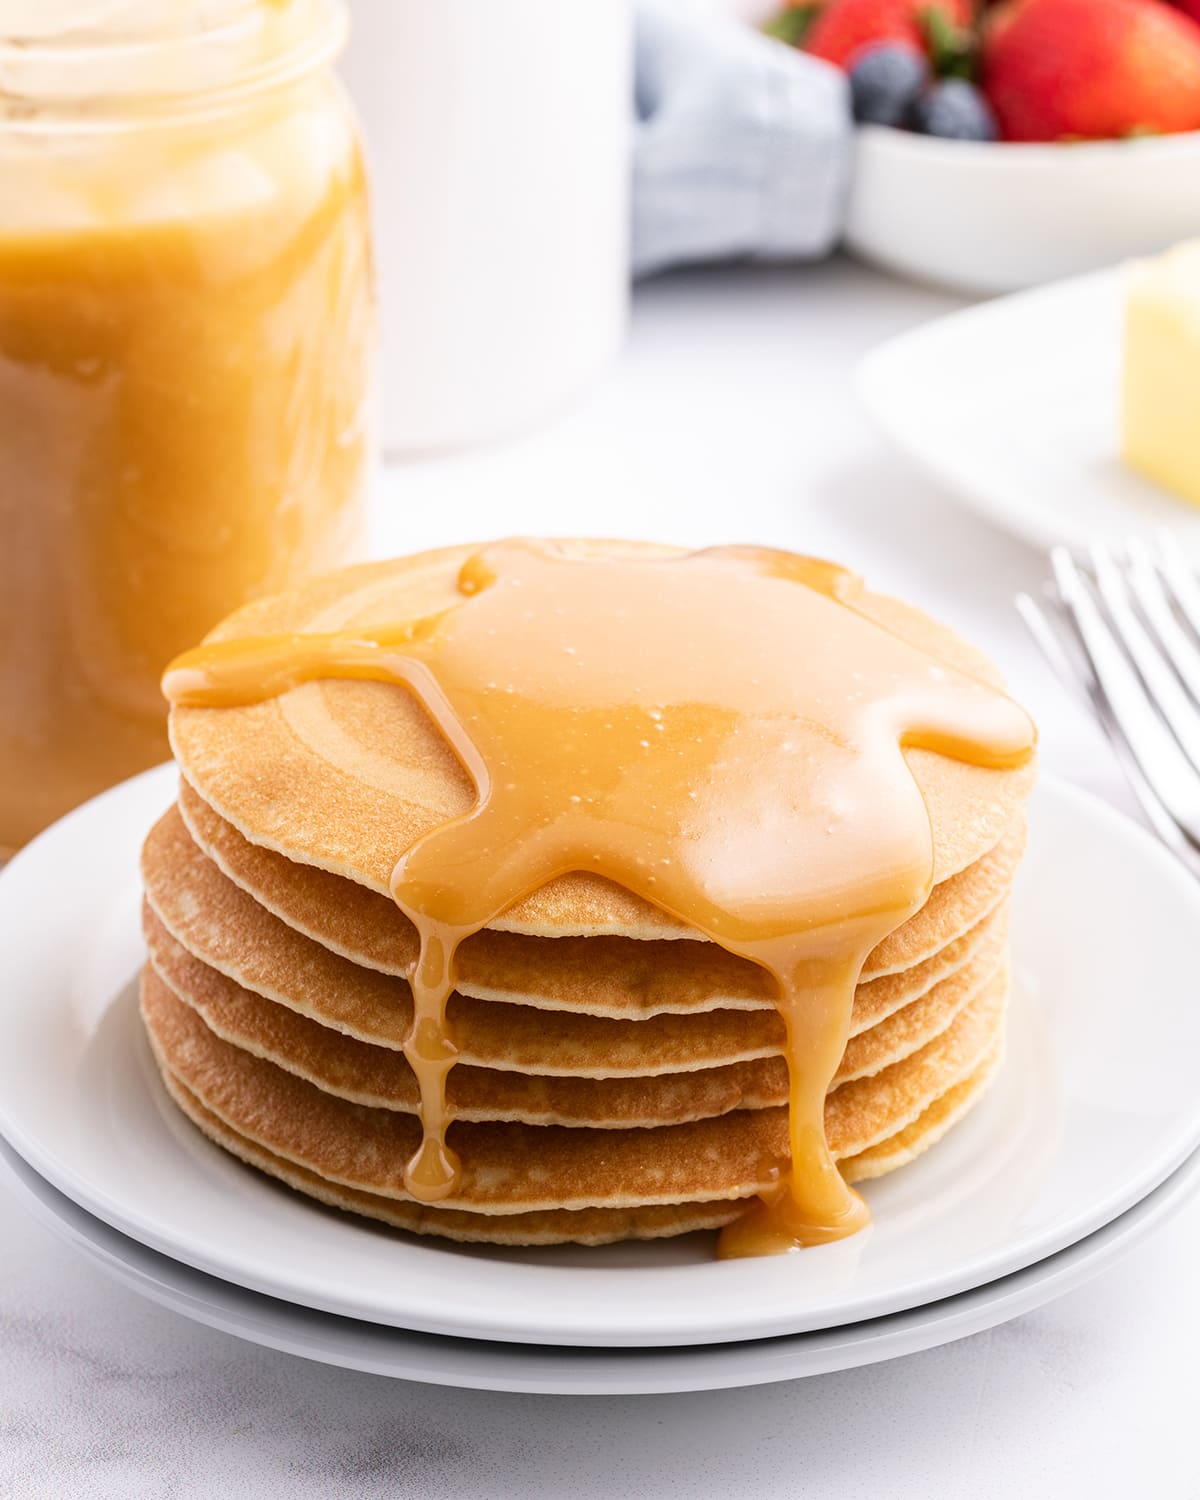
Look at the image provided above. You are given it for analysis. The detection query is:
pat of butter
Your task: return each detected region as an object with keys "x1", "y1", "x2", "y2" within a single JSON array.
[{"x1": 1122, "y1": 241, "x2": 1200, "y2": 509}]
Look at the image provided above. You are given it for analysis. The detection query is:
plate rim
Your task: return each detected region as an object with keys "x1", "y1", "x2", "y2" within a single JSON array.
[
  {"x1": 4, "y1": 1132, "x2": 1198, "y2": 1395},
  {"x1": 1, "y1": 765, "x2": 1199, "y2": 1347}
]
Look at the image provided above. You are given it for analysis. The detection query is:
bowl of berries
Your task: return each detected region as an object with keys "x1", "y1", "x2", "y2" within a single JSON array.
[{"x1": 762, "y1": 0, "x2": 1200, "y2": 292}]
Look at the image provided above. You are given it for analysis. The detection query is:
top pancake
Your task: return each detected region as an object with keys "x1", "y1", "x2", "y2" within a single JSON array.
[{"x1": 169, "y1": 541, "x2": 1037, "y2": 941}]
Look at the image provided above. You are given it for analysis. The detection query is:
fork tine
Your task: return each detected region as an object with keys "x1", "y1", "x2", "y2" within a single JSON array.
[
  {"x1": 1156, "y1": 529, "x2": 1200, "y2": 642},
  {"x1": 1125, "y1": 538, "x2": 1200, "y2": 706},
  {"x1": 1088, "y1": 540, "x2": 1200, "y2": 776},
  {"x1": 1015, "y1": 591, "x2": 1094, "y2": 706},
  {"x1": 1050, "y1": 546, "x2": 1200, "y2": 847},
  {"x1": 1017, "y1": 591, "x2": 1200, "y2": 872}
]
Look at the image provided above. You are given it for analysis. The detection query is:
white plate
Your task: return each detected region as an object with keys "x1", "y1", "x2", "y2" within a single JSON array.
[
  {"x1": 2, "y1": 766, "x2": 1200, "y2": 1348},
  {"x1": 859, "y1": 267, "x2": 1200, "y2": 561},
  {"x1": 5, "y1": 1135, "x2": 1198, "y2": 1395}
]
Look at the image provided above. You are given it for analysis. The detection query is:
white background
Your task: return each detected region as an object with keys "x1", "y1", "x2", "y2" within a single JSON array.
[{"x1": 5, "y1": 258, "x2": 1198, "y2": 1499}]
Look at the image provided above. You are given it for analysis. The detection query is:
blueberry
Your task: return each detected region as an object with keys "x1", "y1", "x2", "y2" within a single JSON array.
[
  {"x1": 847, "y1": 43, "x2": 930, "y2": 128},
  {"x1": 910, "y1": 79, "x2": 998, "y2": 142}
]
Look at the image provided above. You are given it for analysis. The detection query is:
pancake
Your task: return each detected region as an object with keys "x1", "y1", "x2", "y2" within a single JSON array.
[
  {"x1": 157, "y1": 1071, "x2": 753, "y2": 1245},
  {"x1": 158, "y1": 796, "x2": 1014, "y2": 1033},
  {"x1": 177, "y1": 776, "x2": 1026, "y2": 1010},
  {"x1": 144, "y1": 916, "x2": 1006, "y2": 1127},
  {"x1": 157, "y1": 1044, "x2": 1005, "y2": 1246},
  {"x1": 166, "y1": 544, "x2": 1036, "y2": 941},
  {"x1": 142, "y1": 832, "x2": 1009, "y2": 1078},
  {"x1": 844, "y1": 1034, "x2": 1005, "y2": 1183},
  {"x1": 143, "y1": 968, "x2": 1008, "y2": 1216}
]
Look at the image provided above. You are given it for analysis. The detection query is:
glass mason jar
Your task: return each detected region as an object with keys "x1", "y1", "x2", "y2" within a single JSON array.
[{"x1": 0, "y1": 0, "x2": 373, "y2": 855}]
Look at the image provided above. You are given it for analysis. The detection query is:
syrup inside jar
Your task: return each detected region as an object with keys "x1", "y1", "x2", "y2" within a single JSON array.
[{"x1": 0, "y1": 0, "x2": 373, "y2": 854}]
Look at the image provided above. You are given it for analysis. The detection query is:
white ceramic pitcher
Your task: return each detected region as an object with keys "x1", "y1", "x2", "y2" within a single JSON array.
[{"x1": 340, "y1": 0, "x2": 631, "y2": 453}]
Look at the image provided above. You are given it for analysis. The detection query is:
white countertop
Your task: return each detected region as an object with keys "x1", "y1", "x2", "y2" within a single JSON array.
[{"x1": 6, "y1": 257, "x2": 1197, "y2": 1500}]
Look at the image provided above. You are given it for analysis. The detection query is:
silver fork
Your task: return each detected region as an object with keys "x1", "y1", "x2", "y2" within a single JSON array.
[{"x1": 1016, "y1": 532, "x2": 1200, "y2": 880}]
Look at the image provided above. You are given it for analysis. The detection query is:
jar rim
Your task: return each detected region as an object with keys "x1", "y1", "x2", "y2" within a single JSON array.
[{"x1": 0, "y1": 0, "x2": 347, "y2": 131}]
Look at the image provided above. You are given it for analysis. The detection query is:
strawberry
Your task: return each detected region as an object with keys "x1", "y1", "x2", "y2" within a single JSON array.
[
  {"x1": 982, "y1": 0, "x2": 1200, "y2": 141},
  {"x1": 804, "y1": 0, "x2": 974, "y2": 68}
]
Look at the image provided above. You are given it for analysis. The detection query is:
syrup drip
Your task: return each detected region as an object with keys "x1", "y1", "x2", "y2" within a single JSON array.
[{"x1": 163, "y1": 541, "x2": 1035, "y2": 1254}]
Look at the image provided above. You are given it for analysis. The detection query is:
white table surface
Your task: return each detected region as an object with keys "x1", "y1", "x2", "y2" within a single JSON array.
[{"x1": 6, "y1": 256, "x2": 1198, "y2": 1500}]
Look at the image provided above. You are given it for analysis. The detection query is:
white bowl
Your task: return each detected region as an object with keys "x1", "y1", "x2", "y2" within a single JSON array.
[{"x1": 846, "y1": 125, "x2": 1200, "y2": 294}]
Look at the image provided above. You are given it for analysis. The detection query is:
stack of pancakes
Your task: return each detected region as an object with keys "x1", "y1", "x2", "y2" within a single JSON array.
[{"x1": 140, "y1": 545, "x2": 1035, "y2": 1248}]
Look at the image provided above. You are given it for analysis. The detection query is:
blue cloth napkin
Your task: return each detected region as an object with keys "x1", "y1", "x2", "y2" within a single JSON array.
[{"x1": 633, "y1": 3, "x2": 853, "y2": 277}]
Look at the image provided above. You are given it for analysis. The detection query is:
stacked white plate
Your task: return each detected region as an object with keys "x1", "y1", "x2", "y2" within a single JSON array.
[{"x1": 2, "y1": 765, "x2": 1199, "y2": 1395}]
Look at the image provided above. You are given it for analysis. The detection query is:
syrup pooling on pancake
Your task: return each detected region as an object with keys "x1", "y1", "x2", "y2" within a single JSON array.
[{"x1": 162, "y1": 540, "x2": 1035, "y2": 1253}]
